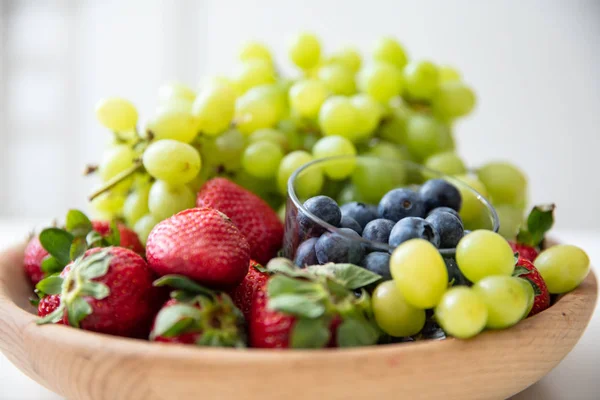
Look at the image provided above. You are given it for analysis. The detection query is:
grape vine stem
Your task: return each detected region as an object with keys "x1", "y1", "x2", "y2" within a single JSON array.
[{"x1": 88, "y1": 161, "x2": 143, "y2": 202}]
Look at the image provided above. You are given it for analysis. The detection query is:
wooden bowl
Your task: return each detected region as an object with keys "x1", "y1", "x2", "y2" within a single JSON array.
[{"x1": 0, "y1": 242, "x2": 596, "y2": 400}]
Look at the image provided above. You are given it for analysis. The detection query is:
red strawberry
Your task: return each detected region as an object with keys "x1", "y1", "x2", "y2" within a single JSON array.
[
  {"x1": 508, "y1": 204, "x2": 555, "y2": 262},
  {"x1": 513, "y1": 256, "x2": 551, "y2": 316},
  {"x1": 249, "y1": 259, "x2": 381, "y2": 349},
  {"x1": 146, "y1": 208, "x2": 250, "y2": 287},
  {"x1": 36, "y1": 247, "x2": 160, "y2": 338},
  {"x1": 91, "y1": 220, "x2": 144, "y2": 255},
  {"x1": 150, "y1": 275, "x2": 245, "y2": 347},
  {"x1": 23, "y1": 236, "x2": 49, "y2": 285},
  {"x1": 37, "y1": 295, "x2": 63, "y2": 323},
  {"x1": 196, "y1": 178, "x2": 284, "y2": 265},
  {"x1": 228, "y1": 260, "x2": 269, "y2": 320}
]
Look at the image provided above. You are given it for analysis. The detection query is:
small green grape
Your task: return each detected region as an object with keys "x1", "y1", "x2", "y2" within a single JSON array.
[
  {"x1": 95, "y1": 97, "x2": 138, "y2": 132},
  {"x1": 288, "y1": 32, "x2": 321, "y2": 70},
  {"x1": 372, "y1": 37, "x2": 408, "y2": 69}
]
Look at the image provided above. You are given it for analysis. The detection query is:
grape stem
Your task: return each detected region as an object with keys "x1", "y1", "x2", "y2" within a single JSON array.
[{"x1": 87, "y1": 160, "x2": 143, "y2": 201}]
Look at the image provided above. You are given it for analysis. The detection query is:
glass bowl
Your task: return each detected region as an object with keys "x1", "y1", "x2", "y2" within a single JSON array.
[{"x1": 283, "y1": 155, "x2": 499, "y2": 264}]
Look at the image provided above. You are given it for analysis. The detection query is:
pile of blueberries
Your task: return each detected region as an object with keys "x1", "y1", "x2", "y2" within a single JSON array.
[{"x1": 294, "y1": 179, "x2": 468, "y2": 283}]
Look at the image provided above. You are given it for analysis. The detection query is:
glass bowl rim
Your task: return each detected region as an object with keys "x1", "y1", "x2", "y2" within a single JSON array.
[{"x1": 287, "y1": 155, "x2": 500, "y2": 256}]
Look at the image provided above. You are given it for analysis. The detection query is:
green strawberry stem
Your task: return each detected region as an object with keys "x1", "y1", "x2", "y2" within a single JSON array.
[{"x1": 88, "y1": 160, "x2": 143, "y2": 201}]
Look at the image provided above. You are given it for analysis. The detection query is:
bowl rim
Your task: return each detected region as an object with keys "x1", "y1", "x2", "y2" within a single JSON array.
[{"x1": 287, "y1": 155, "x2": 500, "y2": 255}]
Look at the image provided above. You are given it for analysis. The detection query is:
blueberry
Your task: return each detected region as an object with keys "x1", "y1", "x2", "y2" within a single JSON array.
[
  {"x1": 418, "y1": 179, "x2": 462, "y2": 212},
  {"x1": 294, "y1": 238, "x2": 318, "y2": 267},
  {"x1": 444, "y1": 257, "x2": 470, "y2": 286},
  {"x1": 362, "y1": 219, "x2": 396, "y2": 244},
  {"x1": 427, "y1": 206, "x2": 460, "y2": 220},
  {"x1": 340, "y1": 202, "x2": 378, "y2": 229},
  {"x1": 302, "y1": 195, "x2": 341, "y2": 226},
  {"x1": 361, "y1": 252, "x2": 392, "y2": 280},
  {"x1": 378, "y1": 188, "x2": 426, "y2": 222},
  {"x1": 389, "y1": 217, "x2": 440, "y2": 248},
  {"x1": 315, "y1": 228, "x2": 364, "y2": 264},
  {"x1": 426, "y1": 211, "x2": 464, "y2": 248},
  {"x1": 339, "y1": 215, "x2": 363, "y2": 235}
]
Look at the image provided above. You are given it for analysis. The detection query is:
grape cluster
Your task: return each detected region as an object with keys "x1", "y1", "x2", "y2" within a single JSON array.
[{"x1": 88, "y1": 32, "x2": 525, "y2": 244}]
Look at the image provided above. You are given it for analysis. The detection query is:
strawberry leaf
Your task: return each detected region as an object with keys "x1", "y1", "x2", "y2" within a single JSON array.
[
  {"x1": 268, "y1": 294, "x2": 325, "y2": 319},
  {"x1": 79, "y1": 281, "x2": 110, "y2": 300},
  {"x1": 153, "y1": 275, "x2": 215, "y2": 298},
  {"x1": 40, "y1": 255, "x2": 64, "y2": 274},
  {"x1": 512, "y1": 266, "x2": 531, "y2": 277},
  {"x1": 35, "y1": 275, "x2": 64, "y2": 295},
  {"x1": 290, "y1": 318, "x2": 331, "y2": 349},
  {"x1": 337, "y1": 317, "x2": 380, "y2": 347},
  {"x1": 522, "y1": 277, "x2": 542, "y2": 296},
  {"x1": 36, "y1": 304, "x2": 65, "y2": 325},
  {"x1": 78, "y1": 249, "x2": 112, "y2": 280},
  {"x1": 86, "y1": 230, "x2": 104, "y2": 247},
  {"x1": 69, "y1": 237, "x2": 88, "y2": 261},
  {"x1": 266, "y1": 258, "x2": 312, "y2": 279},
  {"x1": 66, "y1": 297, "x2": 92, "y2": 328},
  {"x1": 150, "y1": 303, "x2": 203, "y2": 339},
  {"x1": 39, "y1": 228, "x2": 74, "y2": 266},
  {"x1": 306, "y1": 263, "x2": 381, "y2": 289},
  {"x1": 106, "y1": 220, "x2": 121, "y2": 246},
  {"x1": 267, "y1": 275, "x2": 323, "y2": 297},
  {"x1": 65, "y1": 209, "x2": 93, "y2": 237},
  {"x1": 517, "y1": 204, "x2": 555, "y2": 247}
]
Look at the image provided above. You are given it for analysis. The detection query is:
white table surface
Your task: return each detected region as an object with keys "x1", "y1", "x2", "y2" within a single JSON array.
[{"x1": 0, "y1": 219, "x2": 598, "y2": 400}]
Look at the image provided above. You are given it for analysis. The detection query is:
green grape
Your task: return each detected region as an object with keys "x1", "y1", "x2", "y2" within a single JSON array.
[
  {"x1": 148, "y1": 180, "x2": 195, "y2": 221},
  {"x1": 302, "y1": 133, "x2": 320, "y2": 151},
  {"x1": 439, "y1": 65, "x2": 461, "y2": 82},
  {"x1": 277, "y1": 150, "x2": 323, "y2": 198},
  {"x1": 405, "y1": 115, "x2": 444, "y2": 160},
  {"x1": 437, "y1": 124, "x2": 455, "y2": 152},
  {"x1": 403, "y1": 61, "x2": 440, "y2": 100},
  {"x1": 317, "y1": 64, "x2": 356, "y2": 95},
  {"x1": 277, "y1": 204, "x2": 286, "y2": 223},
  {"x1": 477, "y1": 162, "x2": 527, "y2": 205},
  {"x1": 357, "y1": 62, "x2": 402, "y2": 102},
  {"x1": 235, "y1": 85, "x2": 282, "y2": 134},
  {"x1": 390, "y1": 239, "x2": 448, "y2": 309},
  {"x1": 238, "y1": 41, "x2": 272, "y2": 64},
  {"x1": 516, "y1": 278, "x2": 535, "y2": 317},
  {"x1": 455, "y1": 230, "x2": 515, "y2": 283},
  {"x1": 199, "y1": 128, "x2": 247, "y2": 172},
  {"x1": 352, "y1": 157, "x2": 405, "y2": 204},
  {"x1": 433, "y1": 82, "x2": 476, "y2": 119},
  {"x1": 435, "y1": 286, "x2": 488, "y2": 339},
  {"x1": 155, "y1": 97, "x2": 193, "y2": 116},
  {"x1": 364, "y1": 141, "x2": 406, "y2": 162},
  {"x1": 351, "y1": 94, "x2": 382, "y2": 140},
  {"x1": 327, "y1": 47, "x2": 361, "y2": 73},
  {"x1": 288, "y1": 32, "x2": 321, "y2": 70},
  {"x1": 232, "y1": 60, "x2": 275, "y2": 94},
  {"x1": 192, "y1": 81, "x2": 237, "y2": 136},
  {"x1": 473, "y1": 276, "x2": 530, "y2": 329},
  {"x1": 134, "y1": 214, "x2": 159, "y2": 245},
  {"x1": 147, "y1": 109, "x2": 199, "y2": 143},
  {"x1": 200, "y1": 75, "x2": 239, "y2": 95},
  {"x1": 372, "y1": 37, "x2": 408, "y2": 69},
  {"x1": 372, "y1": 280, "x2": 426, "y2": 337},
  {"x1": 89, "y1": 191, "x2": 126, "y2": 219},
  {"x1": 337, "y1": 184, "x2": 364, "y2": 204},
  {"x1": 98, "y1": 145, "x2": 135, "y2": 182},
  {"x1": 288, "y1": 79, "x2": 328, "y2": 119},
  {"x1": 242, "y1": 140, "x2": 284, "y2": 179},
  {"x1": 233, "y1": 169, "x2": 278, "y2": 200},
  {"x1": 187, "y1": 167, "x2": 211, "y2": 193},
  {"x1": 425, "y1": 152, "x2": 466, "y2": 176},
  {"x1": 95, "y1": 97, "x2": 138, "y2": 132},
  {"x1": 158, "y1": 82, "x2": 196, "y2": 103},
  {"x1": 143, "y1": 140, "x2": 201, "y2": 185},
  {"x1": 534, "y1": 245, "x2": 590, "y2": 294},
  {"x1": 377, "y1": 106, "x2": 410, "y2": 145},
  {"x1": 318, "y1": 96, "x2": 358, "y2": 139},
  {"x1": 249, "y1": 128, "x2": 289, "y2": 150},
  {"x1": 495, "y1": 204, "x2": 523, "y2": 240},
  {"x1": 452, "y1": 174, "x2": 489, "y2": 223},
  {"x1": 312, "y1": 136, "x2": 357, "y2": 180},
  {"x1": 123, "y1": 185, "x2": 150, "y2": 225}
]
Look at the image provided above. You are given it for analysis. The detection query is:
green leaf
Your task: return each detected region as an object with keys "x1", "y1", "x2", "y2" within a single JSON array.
[
  {"x1": 35, "y1": 275, "x2": 64, "y2": 295},
  {"x1": 517, "y1": 204, "x2": 555, "y2": 246},
  {"x1": 66, "y1": 297, "x2": 92, "y2": 328},
  {"x1": 106, "y1": 220, "x2": 121, "y2": 246},
  {"x1": 150, "y1": 303, "x2": 202, "y2": 339},
  {"x1": 36, "y1": 304, "x2": 65, "y2": 325},
  {"x1": 513, "y1": 266, "x2": 530, "y2": 277},
  {"x1": 39, "y1": 228, "x2": 74, "y2": 266},
  {"x1": 266, "y1": 258, "x2": 312, "y2": 278},
  {"x1": 29, "y1": 296, "x2": 40, "y2": 307},
  {"x1": 267, "y1": 294, "x2": 325, "y2": 319},
  {"x1": 524, "y1": 277, "x2": 542, "y2": 296},
  {"x1": 79, "y1": 281, "x2": 110, "y2": 300},
  {"x1": 40, "y1": 255, "x2": 64, "y2": 274},
  {"x1": 153, "y1": 275, "x2": 215, "y2": 297},
  {"x1": 324, "y1": 277, "x2": 350, "y2": 298},
  {"x1": 267, "y1": 275, "x2": 323, "y2": 298},
  {"x1": 336, "y1": 317, "x2": 380, "y2": 347},
  {"x1": 86, "y1": 230, "x2": 104, "y2": 247},
  {"x1": 65, "y1": 209, "x2": 93, "y2": 237},
  {"x1": 69, "y1": 237, "x2": 88, "y2": 261},
  {"x1": 78, "y1": 251, "x2": 112, "y2": 280},
  {"x1": 290, "y1": 318, "x2": 331, "y2": 349},
  {"x1": 306, "y1": 263, "x2": 381, "y2": 289},
  {"x1": 170, "y1": 290, "x2": 197, "y2": 303}
]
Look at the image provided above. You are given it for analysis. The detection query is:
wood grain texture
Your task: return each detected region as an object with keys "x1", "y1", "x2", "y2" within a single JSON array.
[{"x1": 0, "y1": 242, "x2": 596, "y2": 400}]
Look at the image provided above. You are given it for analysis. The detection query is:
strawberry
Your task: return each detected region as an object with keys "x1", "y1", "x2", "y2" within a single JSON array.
[
  {"x1": 249, "y1": 258, "x2": 381, "y2": 349},
  {"x1": 91, "y1": 220, "x2": 144, "y2": 255},
  {"x1": 36, "y1": 246, "x2": 160, "y2": 338},
  {"x1": 513, "y1": 256, "x2": 551, "y2": 316},
  {"x1": 146, "y1": 208, "x2": 250, "y2": 288},
  {"x1": 196, "y1": 178, "x2": 284, "y2": 265},
  {"x1": 24, "y1": 236, "x2": 49, "y2": 285},
  {"x1": 150, "y1": 275, "x2": 245, "y2": 347},
  {"x1": 508, "y1": 204, "x2": 555, "y2": 262},
  {"x1": 228, "y1": 260, "x2": 269, "y2": 320},
  {"x1": 37, "y1": 295, "x2": 62, "y2": 322}
]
